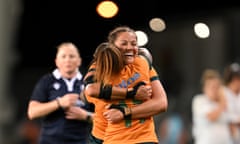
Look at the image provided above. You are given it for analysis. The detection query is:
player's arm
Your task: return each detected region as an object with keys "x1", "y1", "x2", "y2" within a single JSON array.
[
  {"x1": 84, "y1": 74, "x2": 150, "y2": 100},
  {"x1": 131, "y1": 78, "x2": 168, "y2": 119},
  {"x1": 130, "y1": 48, "x2": 167, "y2": 118},
  {"x1": 104, "y1": 77, "x2": 168, "y2": 123}
]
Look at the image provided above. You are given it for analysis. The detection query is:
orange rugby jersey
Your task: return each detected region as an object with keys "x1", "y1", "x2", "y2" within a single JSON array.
[
  {"x1": 84, "y1": 63, "x2": 108, "y2": 140},
  {"x1": 103, "y1": 56, "x2": 159, "y2": 144},
  {"x1": 85, "y1": 56, "x2": 160, "y2": 143}
]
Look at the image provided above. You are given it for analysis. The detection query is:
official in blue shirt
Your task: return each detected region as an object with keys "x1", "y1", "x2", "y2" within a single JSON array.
[{"x1": 27, "y1": 42, "x2": 93, "y2": 144}]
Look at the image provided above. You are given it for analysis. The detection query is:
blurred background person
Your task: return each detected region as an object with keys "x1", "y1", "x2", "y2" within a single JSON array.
[
  {"x1": 27, "y1": 42, "x2": 93, "y2": 144},
  {"x1": 223, "y1": 62, "x2": 240, "y2": 144},
  {"x1": 192, "y1": 69, "x2": 232, "y2": 144}
]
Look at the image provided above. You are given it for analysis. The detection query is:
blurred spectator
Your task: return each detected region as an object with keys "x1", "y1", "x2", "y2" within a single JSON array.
[
  {"x1": 192, "y1": 69, "x2": 232, "y2": 144},
  {"x1": 223, "y1": 63, "x2": 240, "y2": 144}
]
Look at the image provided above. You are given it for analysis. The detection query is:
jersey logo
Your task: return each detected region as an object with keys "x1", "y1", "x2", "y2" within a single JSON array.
[
  {"x1": 118, "y1": 72, "x2": 140, "y2": 88},
  {"x1": 53, "y1": 82, "x2": 61, "y2": 90}
]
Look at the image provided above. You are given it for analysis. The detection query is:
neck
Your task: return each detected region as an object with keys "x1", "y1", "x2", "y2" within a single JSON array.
[{"x1": 62, "y1": 71, "x2": 77, "y2": 79}]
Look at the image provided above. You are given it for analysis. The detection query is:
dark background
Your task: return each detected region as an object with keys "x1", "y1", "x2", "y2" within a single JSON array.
[{"x1": 16, "y1": 1, "x2": 239, "y2": 68}]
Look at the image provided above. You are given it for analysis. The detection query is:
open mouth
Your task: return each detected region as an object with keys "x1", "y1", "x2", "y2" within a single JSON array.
[{"x1": 124, "y1": 52, "x2": 134, "y2": 57}]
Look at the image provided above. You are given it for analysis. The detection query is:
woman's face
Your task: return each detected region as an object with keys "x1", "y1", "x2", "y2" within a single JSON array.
[
  {"x1": 204, "y1": 78, "x2": 222, "y2": 101},
  {"x1": 55, "y1": 44, "x2": 81, "y2": 76},
  {"x1": 113, "y1": 31, "x2": 138, "y2": 65}
]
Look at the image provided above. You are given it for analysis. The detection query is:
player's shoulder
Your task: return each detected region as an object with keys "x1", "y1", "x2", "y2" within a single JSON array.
[
  {"x1": 135, "y1": 55, "x2": 152, "y2": 70},
  {"x1": 135, "y1": 55, "x2": 147, "y2": 63}
]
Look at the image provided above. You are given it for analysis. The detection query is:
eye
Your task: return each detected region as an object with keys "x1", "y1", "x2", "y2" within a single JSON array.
[
  {"x1": 132, "y1": 43, "x2": 137, "y2": 46},
  {"x1": 61, "y1": 55, "x2": 66, "y2": 58}
]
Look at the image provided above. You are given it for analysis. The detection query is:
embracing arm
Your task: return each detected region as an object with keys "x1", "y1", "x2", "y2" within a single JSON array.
[
  {"x1": 84, "y1": 71, "x2": 150, "y2": 100},
  {"x1": 104, "y1": 79, "x2": 168, "y2": 123},
  {"x1": 84, "y1": 69, "x2": 128, "y2": 99},
  {"x1": 85, "y1": 82, "x2": 127, "y2": 99},
  {"x1": 131, "y1": 79, "x2": 168, "y2": 119},
  {"x1": 132, "y1": 48, "x2": 167, "y2": 117}
]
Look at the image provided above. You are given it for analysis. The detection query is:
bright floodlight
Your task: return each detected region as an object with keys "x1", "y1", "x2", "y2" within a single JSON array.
[
  {"x1": 149, "y1": 17, "x2": 166, "y2": 32},
  {"x1": 96, "y1": 1, "x2": 118, "y2": 18},
  {"x1": 194, "y1": 22, "x2": 210, "y2": 39},
  {"x1": 135, "y1": 30, "x2": 148, "y2": 47}
]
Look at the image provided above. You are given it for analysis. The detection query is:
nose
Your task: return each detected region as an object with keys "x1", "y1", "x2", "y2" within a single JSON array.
[{"x1": 126, "y1": 44, "x2": 133, "y2": 50}]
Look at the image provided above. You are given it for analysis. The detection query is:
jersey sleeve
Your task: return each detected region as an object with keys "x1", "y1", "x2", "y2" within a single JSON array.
[
  {"x1": 30, "y1": 74, "x2": 51, "y2": 102},
  {"x1": 149, "y1": 66, "x2": 160, "y2": 82}
]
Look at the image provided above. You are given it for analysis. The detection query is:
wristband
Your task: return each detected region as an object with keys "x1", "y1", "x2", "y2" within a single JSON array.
[
  {"x1": 99, "y1": 83, "x2": 112, "y2": 100},
  {"x1": 126, "y1": 81, "x2": 146, "y2": 99},
  {"x1": 124, "y1": 107, "x2": 132, "y2": 120},
  {"x1": 109, "y1": 104, "x2": 132, "y2": 119},
  {"x1": 126, "y1": 88, "x2": 135, "y2": 99}
]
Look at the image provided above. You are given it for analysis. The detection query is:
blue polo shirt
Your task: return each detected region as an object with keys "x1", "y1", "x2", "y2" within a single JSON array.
[{"x1": 30, "y1": 69, "x2": 92, "y2": 144}]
